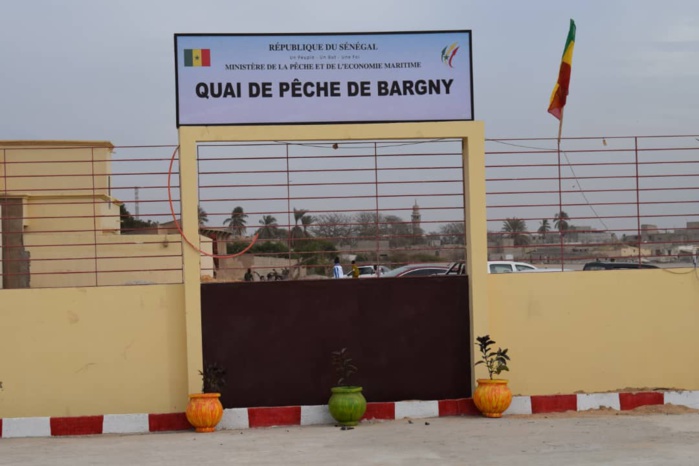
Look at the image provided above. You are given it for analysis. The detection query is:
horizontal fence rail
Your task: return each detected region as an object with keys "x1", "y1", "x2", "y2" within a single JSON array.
[{"x1": 486, "y1": 135, "x2": 699, "y2": 270}]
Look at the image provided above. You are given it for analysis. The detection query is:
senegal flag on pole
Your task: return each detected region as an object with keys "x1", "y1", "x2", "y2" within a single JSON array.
[
  {"x1": 184, "y1": 49, "x2": 211, "y2": 67},
  {"x1": 548, "y1": 20, "x2": 576, "y2": 120}
]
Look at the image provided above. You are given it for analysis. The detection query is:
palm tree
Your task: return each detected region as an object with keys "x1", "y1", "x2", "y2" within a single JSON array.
[
  {"x1": 538, "y1": 219, "x2": 551, "y2": 241},
  {"x1": 301, "y1": 214, "x2": 315, "y2": 237},
  {"x1": 223, "y1": 206, "x2": 248, "y2": 236},
  {"x1": 293, "y1": 208, "x2": 308, "y2": 227},
  {"x1": 291, "y1": 208, "x2": 309, "y2": 243},
  {"x1": 198, "y1": 205, "x2": 208, "y2": 226},
  {"x1": 256, "y1": 215, "x2": 279, "y2": 239},
  {"x1": 501, "y1": 217, "x2": 530, "y2": 246},
  {"x1": 553, "y1": 211, "x2": 570, "y2": 235}
]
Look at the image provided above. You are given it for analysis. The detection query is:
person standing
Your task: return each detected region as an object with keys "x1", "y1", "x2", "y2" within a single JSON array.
[
  {"x1": 332, "y1": 257, "x2": 344, "y2": 279},
  {"x1": 244, "y1": 268, "x2": 254, "y2": 282},
  {"x1": 351, "y1": 260, "x2": 360, "y2": 278}
]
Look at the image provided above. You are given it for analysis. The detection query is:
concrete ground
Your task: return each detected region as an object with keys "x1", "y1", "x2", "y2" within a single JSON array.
[{"x1": 2, "y1": 412, "x2": 699, "y2": 465}]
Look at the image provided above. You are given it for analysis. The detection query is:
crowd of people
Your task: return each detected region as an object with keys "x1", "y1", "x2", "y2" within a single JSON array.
[
  {"x1": 242, "y1": 257, "x2": 375, "y2": 281},
  {"x1": 244, "y1": 268, "x2": 286, "y2": 281}
]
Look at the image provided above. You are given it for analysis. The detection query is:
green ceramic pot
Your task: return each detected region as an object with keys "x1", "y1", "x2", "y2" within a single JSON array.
[{"x1": 328, "y1": 386, "x2": 367, "y2": 426}]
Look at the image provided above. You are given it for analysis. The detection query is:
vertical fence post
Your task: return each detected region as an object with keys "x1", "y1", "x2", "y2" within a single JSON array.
[
  {"x1": 1, "y1": 149, "x2": 5, "y2": 289},
  {"x1": 557, "y1": 137, "x2": 565, "y2": 267},
  {"x1": 286, "y1": 143, "x2": 293, "y2": 274},
  {"x1": 90, "y1": 147, "x2": 99, "y2": 286},
  {"x1": 634, "y1": 137, "x2": 642, "y2": 264},
  {"x1": 374, "y1": 142, "x2": 380, "y2": 269}
]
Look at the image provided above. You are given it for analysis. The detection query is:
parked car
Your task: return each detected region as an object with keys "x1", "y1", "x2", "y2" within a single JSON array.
[
  {"x1": 344, "y1": 265, "x2": 392, "y2": 278},
  {"x1": 381, "y1": 264, "x2": 450, "y2": 278},
  {"x1": 445, "y1": 261, "x2": 563, "y2": 275},
  {"x1": 582, "y1": 261, "x2": 659, "y2": 271},
  {"x1": 486, "y1": 261, "x2": 539, "y2": 274}
]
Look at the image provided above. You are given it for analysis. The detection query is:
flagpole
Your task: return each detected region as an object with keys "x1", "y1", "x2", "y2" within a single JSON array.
[
  {"x1": 557, "y1": 109, "x2": 565, "y2": 269},
  {"x1": 550, "y1": 18, "x2": 574, "y2": 271}
]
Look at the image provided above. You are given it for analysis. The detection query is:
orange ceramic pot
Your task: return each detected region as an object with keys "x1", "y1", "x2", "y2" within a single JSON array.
[
  {"x1": 186, "y1": 393, "x2": 223, "y2": 432},
  {"x1": 473, "y1": 379, "x2": 512, "y2": 418}
]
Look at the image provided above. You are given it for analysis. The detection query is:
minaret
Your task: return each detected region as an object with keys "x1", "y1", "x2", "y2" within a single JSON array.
[{"x1": 411, "y1": 199, "x2": 421, "y2": 235}]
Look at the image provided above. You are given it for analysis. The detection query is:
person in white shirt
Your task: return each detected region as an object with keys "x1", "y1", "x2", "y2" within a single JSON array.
[{"x1": 332, "y1": 257, "x2": 343, "y2": 279}]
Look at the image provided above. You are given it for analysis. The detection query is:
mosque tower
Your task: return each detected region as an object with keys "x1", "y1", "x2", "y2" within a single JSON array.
[{"x1": 411, "y1": 200, "x2": 421, "y2": 236}]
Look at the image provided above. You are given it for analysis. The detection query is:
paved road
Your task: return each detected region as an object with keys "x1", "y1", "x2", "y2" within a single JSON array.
[{"x1": 2, "y1": 413, "x2": 699, "y2": 465}]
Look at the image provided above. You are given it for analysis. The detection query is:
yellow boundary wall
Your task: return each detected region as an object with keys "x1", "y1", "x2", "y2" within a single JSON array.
[
  {"x1": 487, "y1": 268, "x2": 699, "y2": 394},
  {"x1": 0, "y1": 285, "x2": 187, "y2": 417}
]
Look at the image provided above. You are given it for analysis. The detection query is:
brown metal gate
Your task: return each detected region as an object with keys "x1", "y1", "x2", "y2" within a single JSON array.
[{"x1": 201, "y1": 274, "x2": 470, "y2": 408}]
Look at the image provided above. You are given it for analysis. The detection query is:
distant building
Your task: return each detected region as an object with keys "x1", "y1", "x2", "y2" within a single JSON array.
[
  {"x1": 570, "y1": 226, "x2": 614, "y2": 244},
  {"x1": 0, "y1": 140, "x2": 212, "y2": 288}
]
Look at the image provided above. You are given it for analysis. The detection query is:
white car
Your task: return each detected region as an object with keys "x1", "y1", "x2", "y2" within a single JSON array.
[
  {"x1": 487, "y1": 261, "x2": 538, "y2": 274},
  {"x1": 446, "y1": 261, "x2": 565, "y2": 275}
]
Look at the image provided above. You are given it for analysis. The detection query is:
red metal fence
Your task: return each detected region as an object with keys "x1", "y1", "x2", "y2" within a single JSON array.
[
  {"x1": 486, "y1": 135, "x2": 699, "y2": 269},
  {"x1": 0, "y1": 144, "x2": 183, "y2": 289},
  {"x1": 2, "y1": 134, "x2": 697, "y2": 288},
  {"x1": 197, "y1": 139, "x2": 465, "y2": 281}
]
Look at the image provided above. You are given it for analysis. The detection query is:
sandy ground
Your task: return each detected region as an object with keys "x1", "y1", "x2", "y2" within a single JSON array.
[{"x1": 2, "y1": 406, "x2": 699, "y2": 465}]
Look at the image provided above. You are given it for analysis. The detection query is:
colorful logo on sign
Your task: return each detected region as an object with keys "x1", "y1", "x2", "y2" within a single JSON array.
[
  {"x1": 441, "y1": 43, "x2": 459, "y2": 68},
  {"x1": 184, "y1": 49, "x2": 211, "y2": 67}
]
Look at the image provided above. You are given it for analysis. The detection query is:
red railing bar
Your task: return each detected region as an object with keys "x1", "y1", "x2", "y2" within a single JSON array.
[
  {"x1": 197, "y1": 150, "x2": 462, "y2": 163},
  {"x1": 488, "y1": 186, "x2": 699, "y2": 196},
  {"x1": 202, "y1": 192, "x2": 461, "y2": 203},
  {"x1": 486, "y1": 134, "x2": 699, "y2": 141},
  {"x1": 198, "y1": 179, "x2": 463, "y2": 190}
]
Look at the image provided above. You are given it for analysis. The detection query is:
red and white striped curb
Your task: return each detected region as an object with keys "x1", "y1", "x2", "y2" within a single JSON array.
[{"x1": 2, "y1": 390, "x2": 698, "y2": 439}]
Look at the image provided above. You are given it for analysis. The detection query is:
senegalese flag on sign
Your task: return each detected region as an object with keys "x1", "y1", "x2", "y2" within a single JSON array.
[
  {"x1": 548, "y1": 19, "x2": 576, "y2": 120},
  {"x1": 184, "y1": 49, "x2": 211, "y2": 67}
]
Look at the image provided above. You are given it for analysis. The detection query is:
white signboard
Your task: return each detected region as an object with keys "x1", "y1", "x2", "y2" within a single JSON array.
[{"x1": 175, "y1": 31, "x2": 473, "y2": 126}]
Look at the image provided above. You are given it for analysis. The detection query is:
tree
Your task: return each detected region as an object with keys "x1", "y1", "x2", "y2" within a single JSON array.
[
  {"x1": 198, "y1": 205, "x2": 208, "y2": 226},
  {"x1": 301, "y1": 214, "x2": 315, "y2": 236},
  {"x1": 120, "y1": 204, "x2": 156, "y2": 233},
  {"x1": 223, "y1": 206, "x2": 248, "y2": 236},
  {"x1": 351, "y1": 212, "x2": 424, "y2": 247},
  {"x1": 439, "y1": 222, "x2": 465, "y2": 245},
  {"x1": 354, "y1": 212, "x2": 383, "y2": 238},
  {"x1": 293, "y1": 208, "x2": 308, "y2": 227},
  {"x1": 537, "y1": 219, "x2": 551, "y2": 241},
  {"x1": 553, "y1": 211, "x2": 570, "y2": 235},
  {"x1": 292, "y1": 238, "x2": 338, "y2": 273},
  {"x1": 256, "y1": 215, "x2": 279, "y2": 240},
  {"x1": 311, "y1": 213, "x2": 355, "y2": 247},
  {"x1": 501, "y1": 217, "x2": 530, "y2": 246},
  {"x1": 384, "y1": 215, "x2": 414, "y2": 248},
  {"x1": 291, "y1": 208, "x2": 312, "y2": 245},
  {"x1": 227, "y1": 240, "x2": 288, "y2": 256}
]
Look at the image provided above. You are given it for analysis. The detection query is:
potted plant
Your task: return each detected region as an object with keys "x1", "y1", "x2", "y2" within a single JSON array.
[
  {"x1": 328, "y1": 348, "x2": 367, "y2": 426},
  {"x1": 186, "y1": 362, "x2": 226, "y2": 432},
  {"x1": 473, "y1": 335, "x2": 512, "y2": 418}
]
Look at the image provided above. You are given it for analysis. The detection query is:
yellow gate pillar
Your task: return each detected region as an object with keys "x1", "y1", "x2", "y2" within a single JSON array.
[
  {"x1": 178, "y1": 128, "x2": 204, "y2": 394},
  {"x1": 461, "y1": 125, "x2": 489, "y2": 389}
]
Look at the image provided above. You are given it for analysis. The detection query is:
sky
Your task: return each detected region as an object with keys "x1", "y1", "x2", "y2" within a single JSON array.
[
  {"x1": 2, "y1": 0, "x2": 699, "y2": 144},
  {"x1": 1, "y1": 0, "x2": 698, "y2": 237}
]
